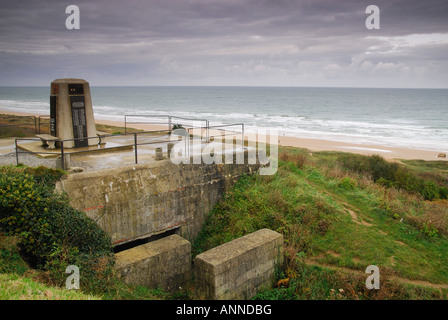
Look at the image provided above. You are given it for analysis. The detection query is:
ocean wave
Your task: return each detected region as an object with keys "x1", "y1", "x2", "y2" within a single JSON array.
[
  {"x1": 88, "y1": 108, "x2": 448, "y2": 152},
  {"x1": 0, "y1": 99, "x2": 49, "y2": 114},
  {"x1": 2, "y1": 88, "x2": 447, "y2": 153}
]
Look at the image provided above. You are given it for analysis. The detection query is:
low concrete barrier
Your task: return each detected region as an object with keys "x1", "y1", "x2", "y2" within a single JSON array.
[
  {"x1": 115, "y1": 234, "x2": 191, "y2": 293},
  {"x1": 194, "y1": 229, "x2": 283, "y2": 300}
]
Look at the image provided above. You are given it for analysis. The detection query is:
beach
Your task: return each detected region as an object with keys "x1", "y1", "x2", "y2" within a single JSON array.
[{"x1": 1, "y1": 109, "x2": 445, "y2": 161}]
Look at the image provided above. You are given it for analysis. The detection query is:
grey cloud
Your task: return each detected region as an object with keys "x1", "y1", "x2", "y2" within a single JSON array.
[{"x1": 0, "y1": 0, "x2": 447, "y2": 87}]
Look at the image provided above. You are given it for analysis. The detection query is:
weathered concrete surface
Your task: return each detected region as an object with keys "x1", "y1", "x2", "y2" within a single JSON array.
[
  {"x1": 56, "y1": 152, "x2": 258, "y2": 245},
  {"x1": 194, "y1": 229, "x2": 283, "y2": 300},
  {"x1": 115, "y1": 235, "x2": 191, "y2": 292}
]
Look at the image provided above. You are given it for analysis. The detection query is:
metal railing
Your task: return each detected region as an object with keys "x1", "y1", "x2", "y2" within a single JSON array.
[
  {"x1": 124, "y1": 114, "x2": 171, "y2": 132},
  {"x1": 188, "y1": 123, "x2": 245, "y2": 149},
  {"x1": 124, "y1": 114, "x2": 209, "y2": 133},
  {"x1": 13, "y1": 114, "x2": 247, "y2": 170},
  {"x1": 37, "y1": 115, "x2": 50, "y2": 134},
  {"x1": 14, "y1": 130, "x2": 173, "y2": 170}
]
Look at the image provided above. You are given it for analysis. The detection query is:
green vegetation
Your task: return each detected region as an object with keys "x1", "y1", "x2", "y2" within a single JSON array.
[
  {"x1": 0, "y1": 165, "x2": 115, "y2": 295},
  {"x1": 0, "y1": 165, "x2": 173, "y2": 300},
  {"x1": 336, "y1": 153, "x2": 448, "y2": 201},
  {"x1": 193, "y1": 147, "x2": 448, "y2": 300},
  {"x1": 0, "y1": 272, "x2": 99, "y2": 300},
  {"x1": 0, "y1": 114, "x2": 145, "y2": 138},
  {"x1": 1, "y1": 132, "x2": 447, "y2": 300},
  {"x1": 0, "y1": 114, "x2": 41, "y2": 138},
  {"x1": 95, "y1": 123, "x2": 142, "y2": 135}
]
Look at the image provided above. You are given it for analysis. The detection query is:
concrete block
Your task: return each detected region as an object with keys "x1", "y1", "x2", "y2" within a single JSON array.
[
  {"x1": 194, "y1": 229, "x2": 283, "y2": 300},
  {"x1": 115, "y1": 235, "x2": 191, "y2": 293}
]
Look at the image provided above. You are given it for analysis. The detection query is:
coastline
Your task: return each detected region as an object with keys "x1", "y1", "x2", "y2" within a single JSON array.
[{"x1": 1, "y1": 109, "x2": 446, "y2": 161}]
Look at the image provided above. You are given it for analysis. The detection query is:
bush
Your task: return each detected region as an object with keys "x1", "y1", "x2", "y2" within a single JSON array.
[
  {"x1": 0, "y1": 165, "x2": 114, "y2": 293},
  {"x1": 421, "y1": 181, "x2": 440, "y2": 201},
  {"x1": 339, "y1": 177, "x2": 356, "y2": 190},
  {"x1": 438, "y1": 187, "x2": 448, "y2": 200},
  {"x1": 420, "y1": 222, "x2": 439, "y2": 238}
]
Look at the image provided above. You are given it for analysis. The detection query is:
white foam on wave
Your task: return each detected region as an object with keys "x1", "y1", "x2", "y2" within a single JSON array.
[{"x1": 339, "y1": 146, "x2": 393, "y2": 153}]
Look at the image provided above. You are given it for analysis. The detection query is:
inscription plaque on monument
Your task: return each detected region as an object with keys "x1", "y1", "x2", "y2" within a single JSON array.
[
  {"x1": 70, "y1": 95, "x2": 88, "y2": 148},
  {"x1": 50, "y1": 95, "x2": 57, "y2": 137}
]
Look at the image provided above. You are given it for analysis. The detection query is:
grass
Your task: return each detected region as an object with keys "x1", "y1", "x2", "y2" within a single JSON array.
[
  {"x1": 0, "y1": 234, "x2": 99, "y2": 300},
  {"x1": 0, "y1": 235, "x2": 28, "y2": 275},
  {"x1": 0, "y1": 113, "x2": 145, "y2": 138},
  {"x1": 0, "y1": 273, "x2": 100, "y2": 300},
  {"x1": 400, "y1": 159, "x2": 448, "y2": 174},
  {"x1": 0, "y1": 231, "x2": 183, "y2": 300},
  {"x1": 193, "y1": 146, "x2": 448, "y2": 300},
  {"x1": 95, "y1": 123, "x2": 142, "y2": 135},
  {"x1": 0, "y1": 114, "x2": 41, "y2": 138}
]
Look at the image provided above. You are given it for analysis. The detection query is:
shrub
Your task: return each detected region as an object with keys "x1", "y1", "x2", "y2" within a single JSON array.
[
  {"x1": 420, "y1": 222, "x2": 439, "y2": 238},
  {"x1": 0, "y1": 165, "x2": 114, "y2": 293},
  {"x1": 439, "y1": 187, "x2": 448, "y2": 200},
  {"x1": 339, "y1": 177, "x2": 356, "y2": 190},
  {"x1": 337, "y1": 154, "x2": 448, "y2": 201},
  {"x1": 421, "y1": 181, "x2": 440, "y2": 201}
]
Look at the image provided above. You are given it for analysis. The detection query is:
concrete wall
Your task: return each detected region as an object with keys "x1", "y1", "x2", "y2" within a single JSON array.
[
  {"x1": 56, "y1": 154, "x2": 258, "y2": 245},
  {"x1": 115, "y1": 234, "x2": 191, "y2": 292},
  {"x1": 194, "y1": 229, "x2": 283, "y2": 300}
]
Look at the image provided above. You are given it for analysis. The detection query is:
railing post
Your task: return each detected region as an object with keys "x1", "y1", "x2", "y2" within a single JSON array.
[
  {"x1": 15, "y1": 139, "x2": 19, "y2": 165},
  {"x1": 168, "y1": 116, "x2": 172, "y2": 133},
  {"x1": 206, "y1": 120, "x2": 210, "y2": 143},
  {"x1": 241, "y1": 124, "x2": 245, "y2": 149},
  {"x1": 134, "y1": 133, "x2": 138, "y2": 164},
  {"x1": 60, "y1": 141, "x2": 65, "y2": 170},
  {"x1": 124, "y1": 115, "x2": 127, "y2": 133}
]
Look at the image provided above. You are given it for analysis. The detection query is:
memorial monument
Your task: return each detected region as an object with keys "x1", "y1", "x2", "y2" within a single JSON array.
[{"x1": 49, "y1": 78, "x2": 97, "y2": 149}]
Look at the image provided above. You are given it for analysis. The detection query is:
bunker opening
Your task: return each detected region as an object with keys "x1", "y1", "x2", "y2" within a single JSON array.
[{"x1": 113, "y1": 228, "x2": 180, "y2": 254}]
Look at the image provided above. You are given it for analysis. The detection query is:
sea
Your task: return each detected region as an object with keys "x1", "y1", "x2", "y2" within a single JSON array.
[{"x1": 0, "y1": 86, "x2": 447, "y2": 152}]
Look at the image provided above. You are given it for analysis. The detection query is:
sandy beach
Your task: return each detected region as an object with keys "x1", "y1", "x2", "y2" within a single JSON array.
[{"x1": 1, "y1": 109, "x2": 446, "y2": 161}]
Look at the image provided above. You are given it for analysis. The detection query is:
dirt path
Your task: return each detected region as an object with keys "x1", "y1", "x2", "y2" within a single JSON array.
[
  {"x1": 306, "y1": 178, "x2": 374, "y2": 226},
  {"x1": 304, "y1": 177, "x2": 448, "y2": 292},
  {"x1": 304, "y1": 257, "x2": 448, "y2": 291}
]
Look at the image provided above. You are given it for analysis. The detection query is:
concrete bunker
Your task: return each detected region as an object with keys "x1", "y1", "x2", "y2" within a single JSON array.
[{"x1": 114, "y1": 234, "x2": 191, "y2": 293}]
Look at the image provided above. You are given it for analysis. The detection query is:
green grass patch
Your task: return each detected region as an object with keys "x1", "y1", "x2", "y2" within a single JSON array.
[
  {"x1": 0, "y1": 273, "x2": 100, "y2": 300},
  {"x1": 194, "y1": 147, "x2": 448, "y2": 299}
]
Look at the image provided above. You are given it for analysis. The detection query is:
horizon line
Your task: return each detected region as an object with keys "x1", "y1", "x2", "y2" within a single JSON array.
[{"x1": 0, "y1": 84, "x2": 447, "y2": 90}]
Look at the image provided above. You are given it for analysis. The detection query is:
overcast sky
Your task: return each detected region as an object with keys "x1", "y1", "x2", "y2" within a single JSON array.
[{"x1": 1, "y1": 0, "x2": 447, "y2": 87}]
